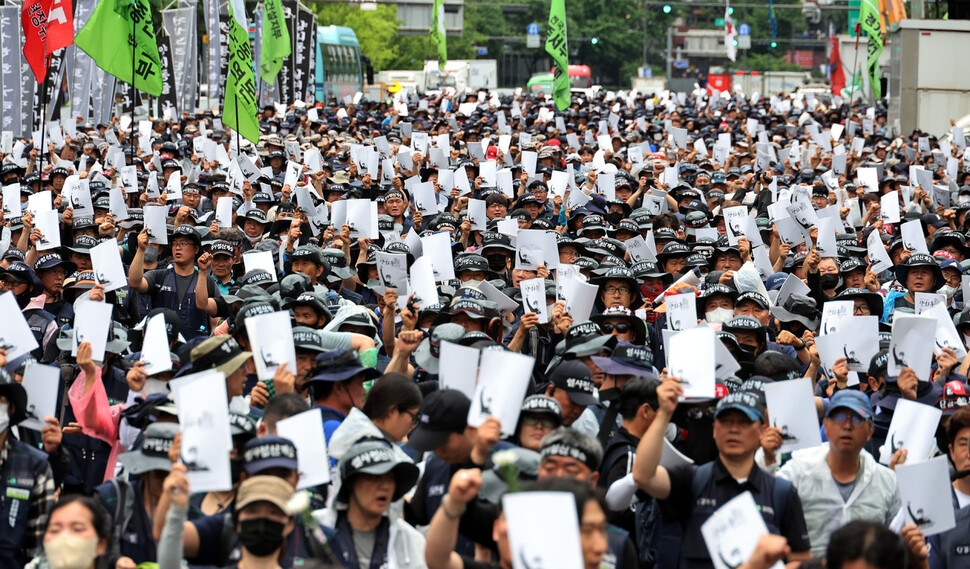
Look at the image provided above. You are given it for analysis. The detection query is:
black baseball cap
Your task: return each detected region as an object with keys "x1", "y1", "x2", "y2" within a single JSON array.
[{"x1": 408, "y1": 389, "x2": 471, "y2": 452}]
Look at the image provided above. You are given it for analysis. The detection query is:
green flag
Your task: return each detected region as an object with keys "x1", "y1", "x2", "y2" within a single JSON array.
[
  {"x1": 74, "y1": 0, "x2": 163, "y2": 97},
  {"x1": 260, "y1": 0, "x2": 290, "y2": 83},
  {"x1": 430, "y1": 0, "x2": 447, "y2": 71},
  {"x1": 545, "y1": 0, "x2": 569, "y2": 111},
  {"x1": 224, "y1": 2, "x2": 260, "y2": 145},
  {"x1": 859, "y1": 0, "x2": 883, "y2": 99}
]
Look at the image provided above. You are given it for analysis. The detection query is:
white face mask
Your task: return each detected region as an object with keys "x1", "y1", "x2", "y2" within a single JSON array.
[
  {"x1": 144, "y1": 378, "x2": 169, "y2": 396},
  {"x1": 940, "y1": 285, "x2": 958, "y2": 299},
  {"x1": 0, "y1": 402, "x2": 8, "y2": 433},
  {"x1": 705, "y1": 307, "x2": 734, "y2": 324},
  {"x1": 44, "y1": 533, "x2": 100, "y2": 569}
]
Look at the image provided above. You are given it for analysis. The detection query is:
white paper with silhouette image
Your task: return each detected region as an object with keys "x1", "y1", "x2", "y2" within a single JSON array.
[
  {"x1": 376, "y1": 251, "x2": 408, "y2": 292},
  {"x1": 172, "y1": 369, "x2": 232, "y2": 493},
  {"x1": 34, "y1": 209, "x2": 62, "y2": 251},
  {"x1": 143, "y1": 205, "x2": 168, "y2": 245},
  {"x1": 888, "y1": 315, "x2": 937, "y2": 379},
  {"x1": 668, "y1": 326, "x2": 715, "y2": 400},
  {"x1": 71, "y1": 301, "x2": 113, "y2": 362},
  {"x1": 820, "y1": 300, "x2": 852, "y2": 335},
  {"x1": 439, "y1": 341, "x2": 480, "y2": 399},
  {"x1": 141, "y1": 313, "x2": 173, "y2": 376},
  {"x1": 19, "y1": 363, "x2": 60, "y2": 432},
  {"x1": 894, "y1": 456, "x2": 955, "y2": 536},
  {"x1": 921, "y1": 301, "x2": 968, "y2": 359},
  {"x1": 408, "y1": 256, "x2": 440, "y2": 309},
  {"x1": 879, "y1": 398, "x2": 942, "y2": 465},
  {"x1": 420, "y1": 232, "x2": 455, "y2": 282},
  {"x1": 503, "y1": 491, "x2": 584, "y2": 569},
  {"x1": 520, "y1": 277, "x2": 549, "y2": 323},
  {"x1": 837, "y1": 315, "x2": 879, "y2": 373},
  {"x1": 900, "y1": 219, "x2": 929, "y2": 254},
  {"x1": 0, "y1": 292, "x2": 38, "y2": 360},
  {"x1": 245, "y1": 311, "x2": 297, "y2": 381},
  {"x1": 90, "y1": 240, "x2": 127, "y2": 292},
  {"x1": 665, "y1": 292, "x2": 697, "y2": 331},
  {"x1": 466, "y1": 350, "x2": 534, "y2": 436},
  {"x1": 763, "y1": 378, "x2": 821, "y2": 454},
  {"x1": 561, "y1": 277, "x2": 598, "y2": 324},
  {"x1": 277, "y1": 408, "x2": 331, "y2": 488},
  {"x1": 702, "y1": 492, "x2": 784, "y2": 569}
]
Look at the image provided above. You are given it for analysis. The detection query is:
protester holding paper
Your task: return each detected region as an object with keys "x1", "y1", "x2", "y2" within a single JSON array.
[{"x1": 632, "y1": 379, "x2": 812, "y2": 569}]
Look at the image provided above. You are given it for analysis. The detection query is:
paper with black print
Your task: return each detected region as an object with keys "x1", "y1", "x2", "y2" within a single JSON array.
[
  {"x1": 90, "y1": 240, "x2": 127, "y2": 293},
  {"x1": 0, "y1": 292, "x2": 38, "y2": 361},
  {"x1": 900, "y1": 219, "x2": 929, "y2": 255},
  {"x1": 439, "y1": 341, "x2": 481, "y2": 399},
  {"x1": 894, "y1": 456, "x2": 955, "y2": 536},
  {"x1": 242, "y1": 250, "x2": 277, "y2": 282},
  {"x1": 376, "y1": 251, "x2": 408, "y2": 292},
  {"x1": 19, "y1": 363, "x2": 60, "y2": 432},
  {"x1": 141, "y1": 313, "x2": 173, "y2": 376},
  {"x1": 921, "y1": 301, "x2": 968, "y2": 359},
  {"x1": 888, "y1": 314, "x2": 937, "y2": 379},
  {"x1": 820, "y1": 300, "x2": 853, "y2": 336},
  {"x1": 723, "y1": 206, "x2": 748, "y2": 246},
  {"x1": 143, "y1": 205, "x2": 168, "y2": 245},
  {"x1": 245, "y1": 311, "x2": 297, "y2": 381},
  {"x1": 867, "y1": 228, "x2": 893, "y2": 273},
  {"x1": 835, "y1": 316, "x2": 879, "y2": 372},
  {"x1": 2, "y1": 185, "x2": 20, "y2": 218},
  {"x1": 763, "y1": 379, "x2": 821, "y2": 454},
  {"x1": 467, "y1": 349, "x2": 534, "y2": 436},
  {"x1": 879, "y1": 398, "x2": 942, "y2": 465},
  {"x1": 503, "y1": 492, "x2": 584, "y2": 569},
  {"x1": 172, "y1": 369, "x2": 232, "y2": 493},
  {"x1": 408, "y1": 256, "x2": 440, "y2": 309},
  {"x1": 520, "y1": 277, "x2": 549, "y2": 323},
  {"x1": 701, "y1": 492, "x2": 785, "y2": 569},
  {"x1": 277, "y1": 409, "x2": 332, "y2": 488},
  {"x1": 420, "y1": 231, "x2": 455, "y2": 282},
  {"x1": 665, "y1": 292, "x2": 697, "y2": 331},
  {"x1": 71, "y1": 301, "x2": 113, "y2": 362}
]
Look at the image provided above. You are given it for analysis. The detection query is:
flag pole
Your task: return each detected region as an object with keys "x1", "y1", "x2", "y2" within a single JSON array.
[
  {"x1": 38, "y1": 55, "x2": 51, "y2": 177},
  {"x1": 849, "y1": 23, "x2": 862, "y2": 102},
  {"x1": 129, "y1": 0, "x2": 137, "y2": 166},
  {"x1": 234, "y1": 92, "x2": 241, "y2": 156}
]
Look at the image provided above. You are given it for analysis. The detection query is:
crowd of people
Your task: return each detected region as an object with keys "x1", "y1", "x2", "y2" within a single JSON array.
[{"x1": 0, "y1": 84, "x2": 964, "y2": 569}]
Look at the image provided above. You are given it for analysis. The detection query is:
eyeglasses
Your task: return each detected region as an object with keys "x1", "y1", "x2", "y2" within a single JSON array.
[
  {"x1": 828, "y1": 411, "x2": 868, "y2": 427},
  {"x1": 601, "y1": 322, "x2": 631, "y2": 334},
  {"x1": 404, "y1": 409, "x2": 420, "y2": 426},
  {"x1": 522, "y1": 416, "x2": 558, "y2": 429},
  {"x1": 604, "y1": 286, "x2": 632, "y2": 295},
  {"x1": 853, "y1": 304, "x2": 871, "y2": 315},
  {"x1": 171, "y1": 241, "x2": 195, "y2": 249}
]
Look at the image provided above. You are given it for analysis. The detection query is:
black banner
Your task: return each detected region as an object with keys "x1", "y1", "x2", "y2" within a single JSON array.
[
  {"x1": 277, "y1": 0, "x2": 297, "y2": 105},
  {"x1": 157, "y1": 33, "x2": 178, "y2": 115},
  {"x1": 295, "y1": 8, "x2": 314, "y2": 102},
  {"x1": 218, "y1": 12, "x2": 231, "y2": 103}
]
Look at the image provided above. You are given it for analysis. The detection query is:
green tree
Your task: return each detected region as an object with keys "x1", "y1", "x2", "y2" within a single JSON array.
[{"x1": 312, "y1": 3, "x2": 400, "y2": 71}]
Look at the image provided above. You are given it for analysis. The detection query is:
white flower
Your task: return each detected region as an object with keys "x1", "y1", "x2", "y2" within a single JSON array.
[
  {"x1": 285, "y1": 490, "x2": 311, "y2": 515},
  {"x1": 492, "y1": 450, "x2": 518, "y2": 469}
]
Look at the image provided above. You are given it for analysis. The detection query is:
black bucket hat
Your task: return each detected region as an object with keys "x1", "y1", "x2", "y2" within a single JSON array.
[
  {"x1": 770, "y1": 293, "x2": 820, "y2": 331},
  {"x1": 894, "y1": 253, "x2": 945, "y2": 292}
]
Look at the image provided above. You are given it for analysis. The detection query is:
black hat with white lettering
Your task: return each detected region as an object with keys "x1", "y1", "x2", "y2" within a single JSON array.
[
  {"x1": 550, "y1": 360, "x2": 598, "y2": 406},
  {"x1": 338, "y1": 439, "x2": 420, "y2": 502},
  {"x1": 242, "y1": 435, "x2": 299, "y2": 474},
  {"x1": 117, "y1": 422, "x2": 178, "y2": 474}
]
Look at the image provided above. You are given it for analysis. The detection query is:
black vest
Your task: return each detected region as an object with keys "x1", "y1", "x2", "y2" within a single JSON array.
[{"x1": 0, "y1": 438, "x2": 50, "y2": 569}]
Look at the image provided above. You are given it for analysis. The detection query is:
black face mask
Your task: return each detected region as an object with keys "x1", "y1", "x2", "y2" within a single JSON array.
[
  {"x1": 238, "y1": 517, "x2": 286, "y2": 557},
  {"x1": 819, "y1": 273, "x2": 840, "y2": 289},
  {"x1": 696, "y1": 184, "x2": 712, "y2": 192},
  {"x1": 485, "y1": 254, "x2": 507, "y2": 272},
  {"x1": 605, "y1": 212, "x2": 623, "y2": 226}
]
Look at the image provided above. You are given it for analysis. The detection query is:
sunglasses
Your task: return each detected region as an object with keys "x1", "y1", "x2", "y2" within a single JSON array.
[
  {"x1": 521, "y1": 416, "x2": 558, "y2": 429},
  {"x1": 601, "y1": 322, "x2": 631, "y2": 334}
]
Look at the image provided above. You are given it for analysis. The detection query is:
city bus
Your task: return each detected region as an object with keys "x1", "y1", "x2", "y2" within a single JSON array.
[{"x1": 315, "y1": 25, "x2": 364, "y2": 102}]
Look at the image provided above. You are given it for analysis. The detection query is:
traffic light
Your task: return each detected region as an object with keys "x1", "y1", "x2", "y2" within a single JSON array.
[
  {"x1": 770, "y1": 41, "x2": 777, "y2": 48},
  {"x1": 662, "y1": 4, "x2": 671, "y2": 13},
  {"x1": 591, "y1": 37, "x2": 598, "y2": 44},
  {"x1": 728, "y1": 6, "x2": 734, "y2": 14}
]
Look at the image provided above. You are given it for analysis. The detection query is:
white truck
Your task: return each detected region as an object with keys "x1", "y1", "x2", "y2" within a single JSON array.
[{"x1": 423, "y1": 60, "x2": 497, "y2": 91}]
